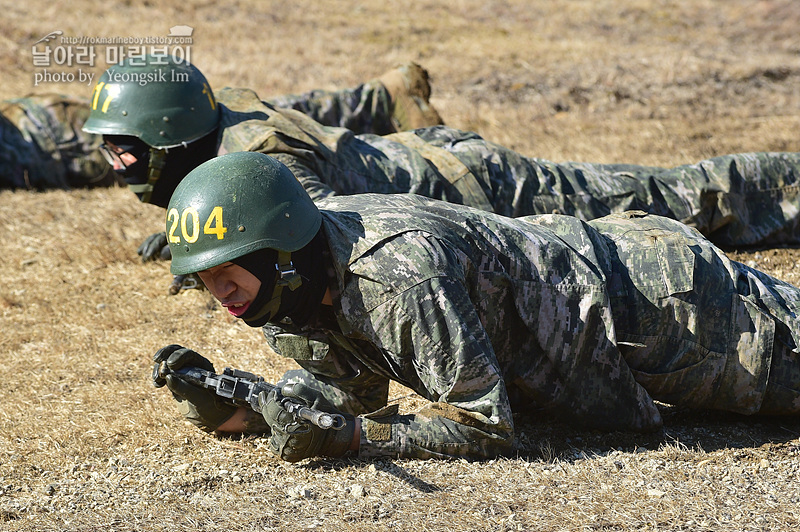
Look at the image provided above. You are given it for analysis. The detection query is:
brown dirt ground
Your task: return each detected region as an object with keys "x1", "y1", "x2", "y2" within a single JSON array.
[{"x1": 2, "y1": 1, "x2": 800, "y2": 531}]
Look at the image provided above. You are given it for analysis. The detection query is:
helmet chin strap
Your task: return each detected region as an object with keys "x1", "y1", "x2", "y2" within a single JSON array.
[
  {"x1": 127, "y1": 147, "x2": 167, "y2": 203},
  {"x1": 243, "y1": 250, "x2": 302, "y2": 325}
]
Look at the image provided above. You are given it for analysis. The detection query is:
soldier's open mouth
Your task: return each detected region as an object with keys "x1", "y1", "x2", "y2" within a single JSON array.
[{"x1": 224, "y1": 301, "x2": 251, "y2": 317}]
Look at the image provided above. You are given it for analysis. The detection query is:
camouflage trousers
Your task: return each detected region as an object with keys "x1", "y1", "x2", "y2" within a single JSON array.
[
  {"x1": 1, "y1": 81, "x2": 394, "y2": 191},
  {"x1": 327, "y1": 126, "x2": 800, "y2": 248},
  {"x1": 267, "y1": 78, "x2": 394, "y2": 137}
]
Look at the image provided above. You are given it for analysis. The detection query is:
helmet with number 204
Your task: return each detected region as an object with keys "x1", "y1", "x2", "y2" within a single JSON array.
[
  {"x1": 82, "y1": 54, "x2": 220, "y2": 148},
  {"x1": 166, "y1": 152, "x2": 322, "y2": 275}
]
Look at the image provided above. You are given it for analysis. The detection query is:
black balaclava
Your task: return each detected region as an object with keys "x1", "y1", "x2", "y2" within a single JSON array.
[
  {"x1": 106, "y1": 130, "x2": 218, "y2": 208},
  {"x1": 231, "y1": 230, "x2": 329, "y2": 328}
]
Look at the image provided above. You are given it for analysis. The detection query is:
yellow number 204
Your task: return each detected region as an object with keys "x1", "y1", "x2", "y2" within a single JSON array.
[{"x1": 167, "y1": 206, "x2": 227, "y2": 244}]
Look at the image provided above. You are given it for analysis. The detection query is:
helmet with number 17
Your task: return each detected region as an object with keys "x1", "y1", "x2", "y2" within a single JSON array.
[
  {"x1": 83, "y1": 54, "x2": 219, "y2": 148},
  {"x1": 166, "y1": 151, "x2": 322, "y2": 276}
]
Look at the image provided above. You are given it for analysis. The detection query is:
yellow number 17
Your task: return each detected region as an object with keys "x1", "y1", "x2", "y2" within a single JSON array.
[{"x1": 91, "y1": 82, "x2": 116, "y2": 113}]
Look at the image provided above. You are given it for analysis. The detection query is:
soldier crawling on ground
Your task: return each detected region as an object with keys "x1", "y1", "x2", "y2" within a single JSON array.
[{"x1": 154, "y1": 152, "x2": 800, "y2": 462}]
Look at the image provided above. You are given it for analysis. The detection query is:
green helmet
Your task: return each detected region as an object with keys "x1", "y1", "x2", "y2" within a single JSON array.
[
  {"x1": 82, "y1": 55, "x2": 220, "y2": 148},
  {"x1": 166, "y1": 152, "x2": 322, "y2": 276}
]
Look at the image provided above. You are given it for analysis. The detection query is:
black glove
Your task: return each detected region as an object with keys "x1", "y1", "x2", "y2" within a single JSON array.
[
  {"x1": 260, "y1": 382, "x2": 355, "y2": 463},
  {"x1": 152, "y1": 344, "x2": 236, "y2": 432},
  {"x1": 138, "y1": 231, "x2": 171, "y2": 262}
]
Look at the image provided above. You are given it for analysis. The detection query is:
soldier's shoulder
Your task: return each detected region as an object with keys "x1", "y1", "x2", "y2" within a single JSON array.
[{"x1": 215, "y1": 87, "x2": 265, "y2": 108}]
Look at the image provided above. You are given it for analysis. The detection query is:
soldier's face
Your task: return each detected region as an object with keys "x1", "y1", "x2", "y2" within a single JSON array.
[{"x1": 197, "y1": 262, "x2": 261, "y2": 318}]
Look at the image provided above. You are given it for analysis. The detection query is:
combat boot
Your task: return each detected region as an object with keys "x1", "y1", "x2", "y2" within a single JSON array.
[{"x1": 379, "y1": 62, "x2": 444, "y2": 131}]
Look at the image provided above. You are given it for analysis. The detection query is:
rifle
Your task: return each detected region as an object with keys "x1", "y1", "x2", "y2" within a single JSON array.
[{"x1": 154, "y1": 364, "x2": 347, "y2": 431}]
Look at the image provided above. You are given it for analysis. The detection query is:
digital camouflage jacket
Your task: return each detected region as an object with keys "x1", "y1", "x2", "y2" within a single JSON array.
[{"x1": 265, "y1": 194, "x2": 800, "y2": 460}]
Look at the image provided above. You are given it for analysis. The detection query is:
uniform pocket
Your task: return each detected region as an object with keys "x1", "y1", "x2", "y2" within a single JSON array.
[
  {"x1": 624, "y1": 334, "x2": 726, "y2": 408},
  {"x1": 593, "y1": 212, "x2": 698, "y2": 302},
  {"x1": 621, "y1": 229, "x2": 696, "y2": 299},
  {"x1": 272, "y1": 332, "x2": 331, "y2": 361},
  {"x1": 623, "y1": 293, "x2": 774, "y2": 414}
]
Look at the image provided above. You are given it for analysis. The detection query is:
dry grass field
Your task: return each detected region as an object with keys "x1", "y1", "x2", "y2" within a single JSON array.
[{"x1": 2, "y1": 0, "x2": 800, "y2": 530}]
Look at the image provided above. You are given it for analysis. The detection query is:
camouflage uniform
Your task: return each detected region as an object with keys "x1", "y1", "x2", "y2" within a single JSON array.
[
  {"x1": 265, "y1": 194, "x2": 800, "y2": 460},
  {"x1": 214, "y1": 97, "x2": 800, "y2": 248},
  {"x1": 0, "y1": 81, "x2": 393, "y2": 191},
  {"x1": 0, "y1": 94, "x2": 118, "y2": 190},
  {"x1": 266, "y1": 78, "x2": 394, "y2": 137}
]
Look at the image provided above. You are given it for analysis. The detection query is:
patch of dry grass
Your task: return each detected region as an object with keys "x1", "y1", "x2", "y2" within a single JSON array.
[{"x1": 2, "y1": 1, "x2": 800, "y2": 530}]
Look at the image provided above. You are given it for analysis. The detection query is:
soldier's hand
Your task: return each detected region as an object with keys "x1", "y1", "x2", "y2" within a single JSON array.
[
  {"x1": 152, "y1": 344, "x2": 236, "y2": 432},
  {"x1": 168, "y1": 273, "x2": 202, "y2": 296},
  {"x1": 138, "y1": 231, "x2": 171, "y2": 262},
  {"x1": 259, "y1": 383, "x2": 355, "y2": 463}
]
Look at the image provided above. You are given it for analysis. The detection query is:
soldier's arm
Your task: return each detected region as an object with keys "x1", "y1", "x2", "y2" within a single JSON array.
[
  {"x1": 261, "y1": 234, "x2": 516, "y2": 460},
  {"x1": 263, "y1": 278, "x2": 514, "y2": 460},
  {"x1": 313, "y1": 232, "x2": 514, "y2": 459},
  {"x1": 353, "y1": 274, "x2": 516, "y2": 460}
]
